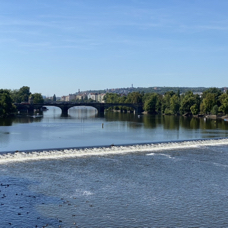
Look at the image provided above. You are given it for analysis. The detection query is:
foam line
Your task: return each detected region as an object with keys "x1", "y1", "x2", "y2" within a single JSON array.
[{"x1": 0, "y1": 138, "x2": 228, "y2": 164}]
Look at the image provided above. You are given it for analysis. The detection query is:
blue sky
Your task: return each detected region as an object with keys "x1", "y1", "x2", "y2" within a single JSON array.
[{"x1": 1, "y1": 0, "x2": 228, "y2": 96}]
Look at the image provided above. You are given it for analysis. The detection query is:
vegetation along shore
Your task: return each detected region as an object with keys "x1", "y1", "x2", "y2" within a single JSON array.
[{"x1": 1, "y1": 86, "x2": 228, "y2": 118}]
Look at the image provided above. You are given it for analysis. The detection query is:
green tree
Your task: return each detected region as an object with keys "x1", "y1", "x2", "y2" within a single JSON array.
[
  {"x1": 202, "y1": 87, "x2": 222, "y2": 99},
  {"x1": 31, "y1": 93, "x2": 44, "y2": 104},
  {"x1": 161, "y1": 91, "x2": 175, "y2": 114},
  {"x1": 155, "y1": 94, "x2": 163, "y2": 113},
  {"x1": 200, "y1": 93, "x2": 216, "y2": 114},
  {"x1": 211, "y1": 105, "x2": 218, "y2": 115},
  {"x1": 126, "y1": 92, "x2": 142, "y2": 104},
  {"x1": 219, "y1": 93, "x2": 228, "y2": 114},
  {"x1": 170, "y1": 94, "x2": 180, "y2": 114},
  {"x1": 18, "y1": 86, "x2": 31, "y2": 102},
  {"x1": 143, "y1": 93, "x2": 158, "y2": 113},
  {"x1": 104, "y1": 93, "x2": 120, "y2": 103},
  {"x1": 9, "y1": 89, "x2": 20, "y2": 103},
  {"x1": 180, "y1": 91, "x2": 200, "y2": 114},
  {"x1": 0, "y1": 89, "x2": 16, "y2": 117},
  {"x1": 118, "y1": 95, "x2": 127, "y2": 111},
  {"x1": 190, "y1": 104, "x2": 199, "y2": 115},
  {"x1": 202, "y1": 87, "x2": 222, "y2": 106}
]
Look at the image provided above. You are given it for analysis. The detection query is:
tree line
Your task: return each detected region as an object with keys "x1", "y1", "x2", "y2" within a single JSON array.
[
  {"x1": 104, "y1": 88, "x2": 228, "y2": 115},
  {"x1": 0, "y1": 86, "x2": 44, "y2": 117},
  {"x1": 1, "y1": 86, "x2": 228, "y2": 118}
]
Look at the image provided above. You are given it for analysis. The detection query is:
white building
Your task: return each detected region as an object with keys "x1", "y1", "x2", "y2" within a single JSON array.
[
  {"x1": 97, "y1": 93, "x2": 106, "y2": 103},
  {"x1": 88, "y1": 93, "x2": 98, "y2": 101},
  {"x1": 61, "y1": 96, "x2": 69, "y2": 101}
]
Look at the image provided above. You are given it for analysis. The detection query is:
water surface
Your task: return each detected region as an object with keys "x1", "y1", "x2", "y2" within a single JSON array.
[
  {"x1": 0, "y1": 107, "x2": 228, "y2": 152},
  {"x1": 1, "y1": 144, "x2": 228, "y2": 227},
  {"x1": 1, "y1": 107, "x2": 228, "y2": 227}
]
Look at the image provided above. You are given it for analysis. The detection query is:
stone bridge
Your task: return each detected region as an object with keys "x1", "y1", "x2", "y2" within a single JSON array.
[{"x1": 14, "y1": 102, "x2": 143, "y2": 115}]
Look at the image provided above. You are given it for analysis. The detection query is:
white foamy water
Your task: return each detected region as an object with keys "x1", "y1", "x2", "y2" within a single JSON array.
[
  {"x1": 147, "y1": 153, "x2": 174, "y2": 159},
  {"x1": 0, "y1": 138, "x2": 228, "y2": 164}
]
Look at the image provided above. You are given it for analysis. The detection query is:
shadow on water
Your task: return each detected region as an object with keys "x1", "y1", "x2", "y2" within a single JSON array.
[
  {"x1": 0, "y1": 117, "x2": 14, "y2": 126},
  {"x1": 104, "y1": 113, "x2": 221, "y2": 131},
  {"x1": 0, "y1": 114, "x2": 44, "y2": 127},
  {"x1": 142, "y1": 114, "x2": 228, "y2": 131}
]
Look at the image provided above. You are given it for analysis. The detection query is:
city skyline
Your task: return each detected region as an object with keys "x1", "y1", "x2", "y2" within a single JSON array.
[{"x1": 1, "y1": 0, "x2": 228, "y2": 96}]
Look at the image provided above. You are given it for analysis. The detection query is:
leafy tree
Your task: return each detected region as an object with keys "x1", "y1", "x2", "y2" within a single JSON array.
[
  {"x1": 155, "y1": 94, "x2": 163, "y2": 113},
  {"x1": 219, "y1": 93, "x2": 228, "y2": 114},
  {"x1": 200, "y1": 93, "x2": 216, "y2": 114},
  {"x1": 104, "y1": 93, "x2": 120, "y2": 103},
  {"x1": 170, "y1": 94, "x2": 180, "y2": 114},
  {"x1": 211, "y1": 105, "x2": 218, "y2": 115},
  {"x1": 202, "y1": 87, "x2": 222, "y2": 106},
  {"x1": 118, "y1": 95, "x2": 127, "y2": 111},
  {"x1": 161, "y1": 91, "x2": 175, "y2": 114},
  {"x1": 177, "y1": 89, "x2": 180, "y2": 97},
  {"x1": 143, "y1": 93, "x2": 158, "y2": 113},
  {"x1": 164, "y1": 108, "x2": 173, "y2": 115},
  {"x1": 18, "y1": 86, "x2": 31, "y2": 102},
  {"x1": 9, "y1": 89, "x2": 20, "y2": 103},
  {"x1": 102, "y1": 88, "x2": 226, "y2": 115},
  {"x1": 202, "y1": 87, "x2": 222, "y2": 99},
  {"x1": 180, "y1": 91, "x2": 199, "y2": 114},
  {"x1": 10, "y1": 86, "x2": 31, "y2": 103},
  {"x1": 0, "y1": 89, "x2": 16, "y2": 117},
  {"x1": 190, "y1": 104, "x2": 199, "y2": 115},
  {"x1": 126, "y1": 92, "x2": 142, "y2": 104},
  {"x1": 31, "y1": 93, "x2": 44, "y2": 104}
]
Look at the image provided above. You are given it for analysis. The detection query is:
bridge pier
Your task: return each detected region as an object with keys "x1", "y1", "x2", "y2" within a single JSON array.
[
  {"x1": 97, "y1": 104, "x2": 105, "y2": 115},
  {"x1": 27, "y1": 105, "x2": 34, "y2": 114},
  {"x1": 61, "y1": 107, "x2": 69, "y2": 116},
  {"x1": 134, "y1": 105, "x2": 143, "y2": 114}
]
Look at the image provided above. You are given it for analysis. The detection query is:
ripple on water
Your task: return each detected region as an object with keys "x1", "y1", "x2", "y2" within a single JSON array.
[{"x1": 1, "y1": 142, "x2": 228, "y2": 226}]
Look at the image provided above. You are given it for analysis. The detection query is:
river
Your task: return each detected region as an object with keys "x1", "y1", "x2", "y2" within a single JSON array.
[
  {"x1": 0, "y1": 107, "x2": 228, "y2": 227},
  {"x1": 1, "y1": 106, "x2": 228, "y2": 152}
]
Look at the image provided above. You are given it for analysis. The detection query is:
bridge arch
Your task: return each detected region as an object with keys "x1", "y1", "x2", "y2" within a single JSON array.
[{"x1": 15, "y1": 102, "x2": 143, "y2": 116}]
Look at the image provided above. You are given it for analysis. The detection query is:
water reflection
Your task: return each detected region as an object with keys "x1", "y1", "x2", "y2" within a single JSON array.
[
  {"x1": 1, "y1": 108, "x2": 228, "y2": 131},
  {"x1": 1, "y1": 108, "x2": 228, "y2": 132},
  {"x1": 0, "y1": 117, "x2": 14, "y2": 126},
  {"x1": 0, "y1": 116, "x2": 43, "y2": 126},
  {"x1": 1, "y1": 107, "x2": 228, "y2": 152}
]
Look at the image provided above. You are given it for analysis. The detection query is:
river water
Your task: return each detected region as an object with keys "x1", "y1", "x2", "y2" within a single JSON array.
[
  {"x1": 0, "y1": 107, "x2": 228, "y2": 227},
  {"x1": 1, "y1": 107, "x2": 228, "y2": 152}
]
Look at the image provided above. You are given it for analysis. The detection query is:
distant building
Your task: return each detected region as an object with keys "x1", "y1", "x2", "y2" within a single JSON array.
[
  {"x1": 61, "y1": 96, "x2": 69, "y2": 101},
  {"x1": 193, "y1": 92, "x2": 203, "y2": 98},
  {"x1": 88, "y1": 93, "x2": 98, "y2": 101},
  {"x1": 76, "y1": 93, "x2": 87, "y2": 100},
  {"x1": 97, "y1": 93, "x2": 106, "y2": 103},
  {"x1": 87, "y1": 93, "x2": 106, "y2": 102},
  {"x1": 68, "y1": 94, "x2": 76, "y2": 101}
]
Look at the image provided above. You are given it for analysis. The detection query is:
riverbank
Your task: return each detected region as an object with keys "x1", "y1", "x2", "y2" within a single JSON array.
[
  {"x1": 142, "y1": 111, "x2": 228, "y2": 120},
  {"x1": 192, "y1": 114, "x2": 228, "y2": 120}
]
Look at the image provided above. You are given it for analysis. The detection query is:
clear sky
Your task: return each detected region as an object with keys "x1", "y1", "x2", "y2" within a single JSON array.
[{"x1": 1, "y1": 0, "x2": 228, "y2": 97}]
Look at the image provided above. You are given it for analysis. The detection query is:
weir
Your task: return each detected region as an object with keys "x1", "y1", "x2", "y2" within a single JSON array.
[{"x1": 0, "y1": 138, "x2": 228, "y2": 164}]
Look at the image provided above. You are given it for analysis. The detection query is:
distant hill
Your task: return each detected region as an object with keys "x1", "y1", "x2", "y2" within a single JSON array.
[{"x1": 81, "y1": 86, "x2": 224, "y2": 95}]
